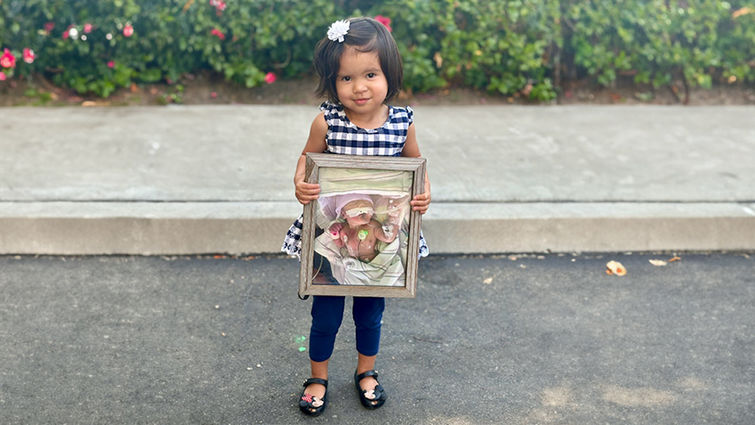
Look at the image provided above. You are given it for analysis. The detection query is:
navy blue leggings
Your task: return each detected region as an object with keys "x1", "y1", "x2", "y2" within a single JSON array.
[{"x1": 309, "y1": 295, "x2": 385, "y2": 362}]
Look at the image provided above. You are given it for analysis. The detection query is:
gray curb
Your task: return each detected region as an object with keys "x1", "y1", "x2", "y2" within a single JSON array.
[{"x1": 2, "y1": 201, "x2": 753, "y2": 255}]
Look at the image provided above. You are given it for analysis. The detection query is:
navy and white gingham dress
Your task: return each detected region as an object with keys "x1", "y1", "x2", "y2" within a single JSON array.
[{"x1": 281, "y1": 101, "x2": 429, "y2": 258}]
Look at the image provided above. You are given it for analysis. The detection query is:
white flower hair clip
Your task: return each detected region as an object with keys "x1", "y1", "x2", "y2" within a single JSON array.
[{"x1": 327, "y1": 20, "x2": 350, "y2": 43}]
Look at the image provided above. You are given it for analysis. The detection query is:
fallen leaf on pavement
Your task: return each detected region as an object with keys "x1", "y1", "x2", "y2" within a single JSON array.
[
  {"x1": 649, "y1": 259, "x2": 667, "y2": 266},
  {"x1": 483, "y1": 277, "x2": 493, "y2": 284},
  {"x1": 668, "y1": 256, "x2": 681, "y2": 263},
  {"x1": 606, "y1": 260, "x2": 627, "y2": 276}
]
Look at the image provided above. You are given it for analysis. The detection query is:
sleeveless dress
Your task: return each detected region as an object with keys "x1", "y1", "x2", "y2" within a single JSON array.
[{"x1": 281, "y1": 101, "x2": 429, "y2": 259}]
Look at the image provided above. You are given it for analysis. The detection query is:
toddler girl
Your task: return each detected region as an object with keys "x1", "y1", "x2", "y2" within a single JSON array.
[{"x1": 281, "y1": 16, "x2": 430, "y2": 416}]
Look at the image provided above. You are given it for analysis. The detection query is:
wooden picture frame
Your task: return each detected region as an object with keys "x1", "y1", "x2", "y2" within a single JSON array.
[{"x1": 298, "y1": 153, "x2": 426, "y2": 298}]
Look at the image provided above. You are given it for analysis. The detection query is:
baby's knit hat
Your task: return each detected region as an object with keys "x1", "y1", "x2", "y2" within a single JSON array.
[{"x1": 334, "y1": 193, "x2": 373, "y2": 217}]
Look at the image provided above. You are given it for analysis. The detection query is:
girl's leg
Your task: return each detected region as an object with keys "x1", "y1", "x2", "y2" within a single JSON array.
[
  {"x1": 352, "y1": 297, "x2": 385, "y2": 398},
  {"x1": 353, "y1": 296, "x2": 385, "y2": 357},
  {"x1": 306, "y1": 358, "x2": 329, "y2": 401},
  {"x1": 356, "y1": 352, "x2": 378, "y2": 382},
  {"x1": 305, "y1": 295, "x2": 345, "y2": 399}
]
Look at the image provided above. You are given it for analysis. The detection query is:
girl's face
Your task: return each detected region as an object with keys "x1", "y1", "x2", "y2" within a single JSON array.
[{"x1": 335, "y1": 46, "x2": 388, "y2": 115}]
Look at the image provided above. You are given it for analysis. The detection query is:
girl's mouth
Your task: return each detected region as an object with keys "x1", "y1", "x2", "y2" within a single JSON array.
[{"x1": 354, "y1": 98, "x2": 370, "y2": 105}]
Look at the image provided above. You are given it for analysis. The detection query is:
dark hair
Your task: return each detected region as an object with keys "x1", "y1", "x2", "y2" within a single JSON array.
[{"x1": 313, "y1": 17, "x2": 403, "y2": 104}]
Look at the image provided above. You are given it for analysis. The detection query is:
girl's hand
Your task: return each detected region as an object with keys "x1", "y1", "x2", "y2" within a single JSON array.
[
  {"x1": 293, "y1": 114, "x2": 328, "y2": 205},
  {"x1": 401, "y1": 125, "x2": 431, "y2": 214},
  {"x1": 295, "y1": 180, "x2": 320, "y2": 205},
  {"x1": 411, "y1": 178, "x2": 431, "y2": 214},
  {"x1": 410, "y1": 192, "x2": 431, "y2": 214}
]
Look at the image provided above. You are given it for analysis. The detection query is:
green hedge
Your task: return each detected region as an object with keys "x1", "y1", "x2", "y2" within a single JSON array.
[
  {"x1": 564, "y1": 0, "x2": 755, "y2": 89},
  {"x1": 1, "y1": 0, "x2": 753, "y2": 100}
]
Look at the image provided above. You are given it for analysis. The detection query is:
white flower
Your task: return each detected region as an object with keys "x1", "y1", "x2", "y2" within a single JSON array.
[
  {"x1": 69, "y1": 27, "x2": 79, "y2": 40},
  {"x1": 327, "y1": 20, "x2": 350, "y2": 43}
]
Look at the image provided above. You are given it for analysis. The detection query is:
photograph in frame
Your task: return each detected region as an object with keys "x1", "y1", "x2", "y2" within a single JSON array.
[{"x1": 298, "y1": 153, "x2": 426, "y2": 298}]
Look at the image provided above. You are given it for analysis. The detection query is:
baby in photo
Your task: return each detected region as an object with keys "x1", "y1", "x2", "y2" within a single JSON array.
[{"x1": 328, "y1": 194, "x2": 399, "y2": 263}]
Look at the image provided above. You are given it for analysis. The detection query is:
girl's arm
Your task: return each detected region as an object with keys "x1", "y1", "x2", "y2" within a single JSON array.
[
  {"x1": 294, "y1": 113, "x2": 328, "y2": 205},
  {"x1": 402, "y1": 123, "x2": 431, "y2": 214}
]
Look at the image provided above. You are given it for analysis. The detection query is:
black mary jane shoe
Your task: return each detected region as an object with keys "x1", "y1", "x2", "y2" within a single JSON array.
[
  {"x1": 299, "y1": 378, "x2": 328, "y2": 416},
  {"x1": 354, "y1": 370, "x2": 387, "y2": 410}
]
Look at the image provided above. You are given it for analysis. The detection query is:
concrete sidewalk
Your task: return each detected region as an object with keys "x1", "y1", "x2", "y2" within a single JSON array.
[{"x1": 1, "y1": 105, "x2": 754, "y2": 254}]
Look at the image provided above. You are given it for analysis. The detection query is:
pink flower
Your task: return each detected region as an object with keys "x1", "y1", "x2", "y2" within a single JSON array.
[
  {"x1": 107, "y1": 61, "x2": 115, "y2": 68},
  {"x1": 374, "y1": 15, "x2": 392, "y2": 32},
  {"x1": 123, "y1": 24, "x2": 134, "y2": 37},
  {"x1": 44, "y1": 22, "x2": 55, "y2": 34},
  {"x1": 210, "y1": 0, "x2": 227, "y2": 16},
  {"x1": 84, "y1": 23, "x2": 93, "y2": 34},
  {"x1": 210, "y1": 91, "x2": 217, "y2": 98},
  {"x1": 264, "y1": 72, "x2": 277, "y2": 84},
  {"x1": 210, "y1": 0, "x2": 227, "y2": 11},
  {"x1": 0, "y1": 49, "x2": 16, "y2": 68},
  {"x1": 0, "y1": 71, "x2": 6, "y2": 81},
  {"x1": 211, "y1": 28, "x2": 226, "y2": 40},
  {"x1": 23, "y1": 48, "x2": 35, "y2": 64},
  {"x1": 301, "y1": 394, "x2": 313, "y2": 403}
]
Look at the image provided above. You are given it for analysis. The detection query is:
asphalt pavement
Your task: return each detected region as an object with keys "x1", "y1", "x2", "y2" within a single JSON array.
[{"x1": 1, "y1": 253, "x2": 753, "y2": 424}]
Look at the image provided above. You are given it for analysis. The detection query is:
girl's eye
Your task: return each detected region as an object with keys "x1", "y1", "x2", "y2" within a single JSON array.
[
  {"x1": 367, "y1": 73, "x2": 376, "y2": 78},
  {"x1": 341, "y1": 76, "x2": 351, "y2": 81}
]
